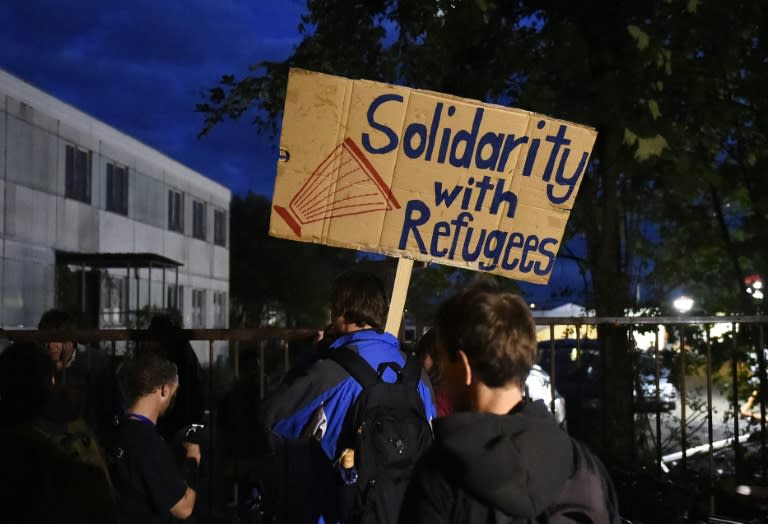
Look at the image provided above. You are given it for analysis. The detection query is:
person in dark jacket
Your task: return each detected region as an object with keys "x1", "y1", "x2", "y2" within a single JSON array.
[
  {"x1": 141, "y1": 314, "x2": 206, "y2": 441},
  {"x1": 38, "y1": 309, "x2": 123, "y2": 439},
  {"x1": 259, "y1": 270, "x2": 436, "y2": 523},
  {"x1": 400, "y1": 282, "x2": 619, "y2": 523},
  {"x1": 0, "y1": 342, "x2": 117, "y2": 523}
]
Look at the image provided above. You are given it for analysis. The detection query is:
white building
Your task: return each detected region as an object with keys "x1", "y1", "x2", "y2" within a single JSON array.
[{"x1": 0, "y1": 69, "x2": 230, "y2": 331}]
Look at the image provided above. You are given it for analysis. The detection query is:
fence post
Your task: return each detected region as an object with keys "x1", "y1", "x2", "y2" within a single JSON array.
[
  {"x1": 259, "y1": 341, "x2": 266, "y2": 400},
  {"x1": 758, "y1": 323, "x2": 767, "y2": 482},
  {"x1": 208, "y1": 339, "x2": 215, "y2": 520},
  {"x1": 705, "y1": 326, "x2": 714, "y2": 515},
  {"x1": 549, "y1": 325, "x2": 556, "y2": 417},
  {"x1": 680, "y1": 327, "x2": 687, "y2": 474},
  {"x1": 731, "y1": 323, "x2": 740, "y2": 482},
  {"x1": 654, "y1": 330, "x2": 662, "y2": 474}
]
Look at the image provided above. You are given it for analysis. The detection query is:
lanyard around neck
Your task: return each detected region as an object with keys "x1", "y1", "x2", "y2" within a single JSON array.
[{"x1": 125, "y1": 412, "x2": 155, "y2": 426}]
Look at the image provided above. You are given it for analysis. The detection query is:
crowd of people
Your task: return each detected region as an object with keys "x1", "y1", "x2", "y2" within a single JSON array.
[
  {"x1": 0, "y1": 271, "x2": 623, "y2": 523},
  {"x1": 0, "y1": 311, "x2": 207, "y2": 523}
]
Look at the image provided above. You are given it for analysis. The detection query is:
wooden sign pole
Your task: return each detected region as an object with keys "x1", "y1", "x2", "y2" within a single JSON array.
[{"x1": 385, "y1": 257, "x2": 414, "y2": 337}]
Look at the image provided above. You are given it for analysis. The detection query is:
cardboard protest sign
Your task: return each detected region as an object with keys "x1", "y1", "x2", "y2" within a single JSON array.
[{"x1": 270, "y1": 68, "x2": 597, "y2": 284}]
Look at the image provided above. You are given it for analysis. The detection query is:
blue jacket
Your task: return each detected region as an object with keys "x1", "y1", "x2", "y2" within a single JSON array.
[{"x1": 262, "y1": 329, "x2": 436, "y2": 460}]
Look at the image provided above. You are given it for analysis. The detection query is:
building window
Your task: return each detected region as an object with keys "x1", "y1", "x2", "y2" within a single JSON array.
[
  {"x1": 214, "y1": 209, "x2": 227, "y2": 247},
  {"x1": 168, "y1": 190, "x2": 184, "y2": 233},
  {"x1": 167, "y1": 284, "x2": 183, "y2": 312},
  {"x1": 192, "y1": 289, "x2": 206, "y2": 327},
  {"x1": 213, "y1": 292, "x2": 227, "y2": 328},
  {"x1": 192, "y1": 200, "x2": 206, "y2": 240},
  {"x1": 106, "y1": 162, "x2": 129, "y2": 215},
  {"x1": 65, "y1": 144, "x2": 92, "y2": 203},
  {"x1": 100, "y1": 273, "x2": 128, "y2": 327}
]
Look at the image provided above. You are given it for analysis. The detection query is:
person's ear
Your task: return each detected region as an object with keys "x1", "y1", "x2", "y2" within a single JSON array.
[
  {"x1": 458, "y1": 349, "x2": 472, "y2": 386},
  {"x1": 160, "y1": 384, "x2": 169, "y2": 399}
]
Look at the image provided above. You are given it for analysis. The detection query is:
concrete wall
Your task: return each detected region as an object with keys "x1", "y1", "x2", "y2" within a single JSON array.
[{"x1": 0, "y1": 70, "x2": 230, "y2": 330}]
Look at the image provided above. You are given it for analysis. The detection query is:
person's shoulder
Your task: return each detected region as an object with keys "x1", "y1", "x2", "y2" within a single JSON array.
[
  {"x1": 114, "y1": 419, "x2": 162, "y2": 446},
  {"x1": 286, "y1": 352, "x2": 351, "y2": 388},
  {"x1": 413, "y1": 438, "x2": 455, "y2": 478},
  {"x1": 81, "y1": 343, "x2": 108, "y2": 359},
  {"x1": 74, "y1": 345, "x2": 111, "y2": 373},
  {"x1": 400, "y1": 443, "x2": 457, "y2": 517},
  {"x1": 560, "y1": 437, "x2": 620, "y2": 521}
]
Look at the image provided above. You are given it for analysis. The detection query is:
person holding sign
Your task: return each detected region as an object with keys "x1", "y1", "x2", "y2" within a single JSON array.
[
  {"x1": 400, "y1": 282, "x2": 619, "y2": 523},
  {"x1": 259, "y1": 270, "x2": 436, "y2": 523}
]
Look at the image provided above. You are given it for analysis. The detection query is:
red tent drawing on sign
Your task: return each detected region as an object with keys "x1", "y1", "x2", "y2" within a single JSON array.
[{"x1": 274, "y1": 137, "x2": 401, "y2": 237}]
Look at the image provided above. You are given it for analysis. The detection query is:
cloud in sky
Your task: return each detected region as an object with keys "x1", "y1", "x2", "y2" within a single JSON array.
[{"x1": 0, "y1": 0, "x2": 304, "y2": 196}]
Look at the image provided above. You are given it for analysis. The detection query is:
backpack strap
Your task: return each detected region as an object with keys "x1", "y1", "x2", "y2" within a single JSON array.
[
  {"x1": 328, "y1": 346, "x2": 379, "y2": 388},
  {"x1": 329, "y1": 346, "x2": 422, "y2": 388},
  {"x1": 401, "y1": 354, "x2": 424, "y2": 386}
]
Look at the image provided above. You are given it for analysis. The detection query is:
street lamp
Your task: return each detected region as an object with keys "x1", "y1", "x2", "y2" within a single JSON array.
[{"x1": 673, "y1": 295, "x2": 694, "y2": 314}]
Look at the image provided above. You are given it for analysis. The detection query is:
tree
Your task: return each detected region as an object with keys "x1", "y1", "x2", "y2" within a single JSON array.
[
  {"x1": 198, "y1": 0, "x2": 768, "y2": 466},
  {"x1": 229, "y1": 192, "x2": 356, "y2": 327}
]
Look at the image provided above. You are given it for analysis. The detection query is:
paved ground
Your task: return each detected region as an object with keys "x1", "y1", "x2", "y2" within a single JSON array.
[{"x1": 639, "y1": 373, "x2": 759, "y2": 459}]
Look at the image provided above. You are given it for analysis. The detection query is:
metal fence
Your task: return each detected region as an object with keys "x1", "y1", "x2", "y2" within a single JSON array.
[{"x1": 2, "y1": 316, "x2": 767, "y2": 520}]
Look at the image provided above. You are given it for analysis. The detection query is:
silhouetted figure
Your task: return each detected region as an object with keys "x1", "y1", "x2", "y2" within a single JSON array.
[
  {"x1": 141, "y1": 314, "x2": 206, "y2": 441},
  {"x1": 108, "y1": 351, "x2": 202, "y2": 523},
  {"x1": 400, "y1": 283, "x2": 620, "y2": 523},
  {"x1": 38, "y1": 308, "x2": 123, "y2": 438},
  {"x1": 259, "y1": 271, "x2": 436, "y2": 523},
  {"x1": 415, "y1": 329, "x2": 453, "y2": 417},
  {"x1": 0, "y1": 342, "x2": 116, "y2": 523}
]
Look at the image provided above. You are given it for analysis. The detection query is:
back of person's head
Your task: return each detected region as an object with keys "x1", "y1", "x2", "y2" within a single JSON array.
[
  {"x1": 147, "y1": 313, "x2": 181, "y2": 336},
  {"x1": 0, "y1": 342, "x2": 54, "y2": 419},
  {"x1": 38, "y1": 309, "x2": 75, "y2": 331},
  {"x1": 416, "y1": 329, "x2": 436, "y2": 360},
  {"x1": 119, "y1": 351, "x2": 178, "y2": 405},
  {"x1": 144, "y1": 312, "x2": 186, "y2": 358},
  {"x1": 435, "y1": 280, "x2": 537, "y2": 388},
  {"x1": 330, "y1": 270, "x2": 388, "y2": 330},
  {"x1": 415, "y1": 328, "x2": 437, "y2": 375}
]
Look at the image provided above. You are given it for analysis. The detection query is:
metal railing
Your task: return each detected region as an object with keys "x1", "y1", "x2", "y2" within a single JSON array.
[{"x1": 2, "y1": 316, "x2": 767, "y2": 519}]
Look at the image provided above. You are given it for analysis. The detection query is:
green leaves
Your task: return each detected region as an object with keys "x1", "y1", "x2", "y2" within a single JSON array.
[
  {"x1": 623, "y1": 128, "x2": 669, "y2": 160},
  {"x1": 627, "y1": 25, "x2": 650, "y2": 50},
  {"x1": 198, "y1": 0, "x2": 768, "y2": 319}
]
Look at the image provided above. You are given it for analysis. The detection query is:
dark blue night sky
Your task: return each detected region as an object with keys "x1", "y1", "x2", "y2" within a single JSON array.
[{"x1": 0, "y1": 0, "x2": 303, "y2": 197}]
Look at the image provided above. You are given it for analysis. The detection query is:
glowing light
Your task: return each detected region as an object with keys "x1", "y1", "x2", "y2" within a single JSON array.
[{"x1": 673, "y1": 295, "x2": 694, "y2": 314}]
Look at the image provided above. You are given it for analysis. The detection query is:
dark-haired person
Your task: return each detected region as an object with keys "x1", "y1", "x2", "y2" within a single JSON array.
[
  {"x1": 259, "y1": 270, "x2": 436, "y2": 523},
  {"x1": 108, "y1": 352, "x2": 201, "y2": 523},
  {"x1": 0, "y1": 342, "x2": 116, "y2": 523},
  {"x1": 141, "y1": 313, "x2": 206, "y2": 442},
  {"x1": 415, "y1": 329, "x2": 453, "y2": 417},
  {"x1": 400, "y1": 282, "x2": 620, "y2": 523},
  {"x1": 38, "y1": 308, "x2": 123, "y2": 437}
]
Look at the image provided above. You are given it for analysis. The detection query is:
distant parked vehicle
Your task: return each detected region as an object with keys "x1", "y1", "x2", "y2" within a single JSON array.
[
  {"x1": 633, "y1": 351, "x2": 677, "y2": 412},
  {"x1": 537, "y1": 340, "x2": 677, "y2": 419}
]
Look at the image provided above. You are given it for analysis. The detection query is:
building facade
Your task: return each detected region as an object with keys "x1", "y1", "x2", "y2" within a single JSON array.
[{"x1": 0, "y1": 69, "x2": 230, "y2": 331}]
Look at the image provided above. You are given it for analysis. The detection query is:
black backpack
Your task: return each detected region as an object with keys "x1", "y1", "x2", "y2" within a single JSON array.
[
  {"x1": 534, "y1": 439, "x2": 619, "y2": 524},
  {"x1": 329, "y1": 346, "x2": 433, "y2": 524}
]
